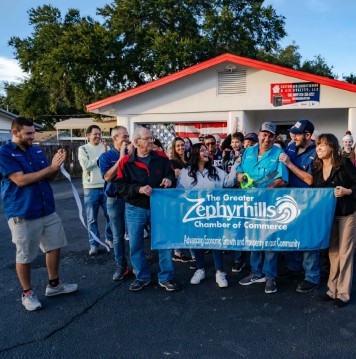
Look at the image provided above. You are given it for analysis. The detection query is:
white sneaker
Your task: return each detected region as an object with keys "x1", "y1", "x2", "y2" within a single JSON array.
[
  {"x1": 89, "y1": 246, "x2": 99, "y2": 255},
  {"x1": 105, "y1": 239, "x2": 114, "y2": 249},
  {"x1": 45, "y1": 282, "x2": 78, "y2": 297},
  {"x1": 216, "y1": 272, "x2": 228, "y2": 288},
  {"x1": 190, "y1": 269, "x2": 205, "y2": 284},
  {"x1": 22, "y1": 291, "x2": 42, "y2": 311},
  {"x1": 124, "y1": 233, "x2": 129, "y2": 241}
]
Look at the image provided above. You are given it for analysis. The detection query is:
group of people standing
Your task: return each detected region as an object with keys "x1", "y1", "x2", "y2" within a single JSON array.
[
  {"x1": 77, "y1": 119, "x2": 356, "y2": 309},
  {"x1": 1, "y1": 116, "x2": 356, "y2": 312}
]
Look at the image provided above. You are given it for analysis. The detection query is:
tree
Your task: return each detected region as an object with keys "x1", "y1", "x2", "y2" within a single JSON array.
[
  {"x1": 343, "y1": 73, "x2": 356, "y2": 84},
  {"x1": 98, "y1": 0, "x2": 286, "y2": 84},
  {"x1": 8, "y1": 5, "x2": 119, "y2": 125},
  {"x1": 257, "y1": 42, "x2": 302, "y2": 69},
  {"x1": 300, "y1": 55, "x2": 336, "y2": 79}
]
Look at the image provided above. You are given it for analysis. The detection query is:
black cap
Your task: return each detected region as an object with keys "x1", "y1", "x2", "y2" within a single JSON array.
[
  {"x1": 244, "y1": 133, "x2": 258, "y2": 142},
  {"x1": 289, "y1": 120, "x2": 314, "y2": 135}
]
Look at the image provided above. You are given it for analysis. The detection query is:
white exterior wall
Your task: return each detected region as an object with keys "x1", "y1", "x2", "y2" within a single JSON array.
[
  {"x1": 97, "y1": 62, "x2": 356, "y2": 143},
  {"x1": 0, "y1": 117, "x2": 11, "y2": 133}
]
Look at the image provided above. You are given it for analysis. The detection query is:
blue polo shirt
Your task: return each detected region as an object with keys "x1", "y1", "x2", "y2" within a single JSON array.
[
  {"x1": 0, "y1": 141, "x2": 55, "y2": 220},
  {"x1": 284, "y1": 141, "x2": 316, "y2": 188},
  {"x1": 98, "y1": 148, "x2": 122, "y2": 197},
  {"x1": 237, "y1": 144, "x2": 288, "y2": 187}
]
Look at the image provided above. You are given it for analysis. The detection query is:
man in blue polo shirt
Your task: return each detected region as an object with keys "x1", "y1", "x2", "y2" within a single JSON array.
[
  {"x1": 237, "y1": 121, "x2": 289, "y2": 294},
  {"x1": 279, "y1": 119, "x2": 319, "y2": 293},
  {"x1": 98, "y1": 126, "x2": 131, "y2": 281},
  {"x1": 0, "y1": 117, "x2": 77, "y2": 311}
]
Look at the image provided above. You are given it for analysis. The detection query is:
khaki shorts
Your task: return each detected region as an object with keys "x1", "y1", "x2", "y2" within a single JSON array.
[{"x1": 8, "y1": 212, "x2": 67, "y2": 264}]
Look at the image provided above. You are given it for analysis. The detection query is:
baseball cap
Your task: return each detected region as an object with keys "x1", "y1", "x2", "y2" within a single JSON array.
[
  {"x1": 260, "y1": 122, "x2": 276, "y2": 135},
  {"x1": 244, "y1": 133, "x2": 258, "y2": 142},
  {"x1": 289, "y1": 120, "x2": 314, "y2": 135}
]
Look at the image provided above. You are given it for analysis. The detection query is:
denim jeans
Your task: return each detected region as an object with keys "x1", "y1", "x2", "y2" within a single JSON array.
[
  {"x1": 84, "y1": 188, "x2": 113, "y2": 247},
  {"x1": 107, "y1": 196, "x2": 127, "y2": 268},
  {"x1": 234, "y1": 251, "x2": 246, "y2": 264},
  {"x1": 285, "y1": 250, "x2": 320, "y2": 284},
  {"x1": 195, "y1": 249, "x2": 223, "y2": 271},
  {"x1": 125, "y1": 203, "x2": 174, "y2": 283},
  {"x1": 250, "y1": 251, "x2": 277, "y2": 279}
]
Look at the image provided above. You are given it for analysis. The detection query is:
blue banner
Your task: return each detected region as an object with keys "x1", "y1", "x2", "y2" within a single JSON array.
[{"x1": 151, "y1": 188, "x2": 336, "y2": 251}]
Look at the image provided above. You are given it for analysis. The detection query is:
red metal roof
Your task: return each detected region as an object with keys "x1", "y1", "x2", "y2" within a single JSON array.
[{"x1": 86, "y1": 53, "x2": 356, "y2": 112}]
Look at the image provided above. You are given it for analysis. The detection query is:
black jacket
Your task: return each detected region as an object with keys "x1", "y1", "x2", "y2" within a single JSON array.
[
  {"x1": 114, "y1": 149, "x2": 176, "y2": 209},
  {"x1": 313, "y1": 157, "x2": 356, "y2": 216}
]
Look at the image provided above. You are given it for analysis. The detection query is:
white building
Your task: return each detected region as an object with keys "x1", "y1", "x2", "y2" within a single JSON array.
[{"x1": 86, "y1": 53, "x2": 356, "y2": 144}]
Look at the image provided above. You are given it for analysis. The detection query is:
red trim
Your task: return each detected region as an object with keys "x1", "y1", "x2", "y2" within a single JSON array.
[
  {"x1": 86, "y1": 53, "x2": 356, "y2": 112},
  {"x1": 117, "y1": 155, "x2": 130, "y2": 178},
  {"x1": 155, "y1": 150, "x2": 168, "y2": 159},
  {"x1": 134, "y1": 161, "x2": 150, "y2": 174}
]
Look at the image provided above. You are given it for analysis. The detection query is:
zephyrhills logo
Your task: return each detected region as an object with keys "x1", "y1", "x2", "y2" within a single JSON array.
[{"x1": 182, "y1": 195, "x2": 300, "y2": 224}]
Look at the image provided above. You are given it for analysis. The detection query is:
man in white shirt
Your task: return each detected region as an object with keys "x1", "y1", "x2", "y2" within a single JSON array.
[{"x1": 78, "y1": 125, "x2": 112, "y2": 255}]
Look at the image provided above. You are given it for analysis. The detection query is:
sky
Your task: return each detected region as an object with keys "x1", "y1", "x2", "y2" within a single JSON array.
[{"x1": 0, "y1": 0, "x2": 356, "y2": 91}]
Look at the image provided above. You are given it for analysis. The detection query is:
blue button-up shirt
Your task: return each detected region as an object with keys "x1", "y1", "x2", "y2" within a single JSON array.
[
  {"x1": 0, "y1": 141, "x2": 55, "y2": 220},
  {"x1": 237, "y1": 144, "x2": 289, "y2": 187},
  {"x1": 284, "y1": 141, "x2": 316, "y2": 188}
]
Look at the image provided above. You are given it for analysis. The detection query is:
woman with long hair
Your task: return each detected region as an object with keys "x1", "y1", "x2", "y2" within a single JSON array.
[
  {"x1": 170, "y1": 137, "x2": 191, "y2": 263},
  {"x1": 341, "y1": 132, "x2": 353, "y2": 158},
  {"x1": 313, "y1": 134, "x2": 356, "y2": 308},
  {"x1": 171, "y1": 137, "x2": 187, "y2": 179},
  {"x1": 177, "y1": 143, "x2": 236, "y2": 288}
]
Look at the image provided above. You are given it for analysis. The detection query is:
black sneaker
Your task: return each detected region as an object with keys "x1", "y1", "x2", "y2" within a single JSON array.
[
  {"x1": 172, "y1": 254, "x2": 190, "y2": 263},
  {"x1": 239, "y1": 273, "x2": 266, "y2": 286},
  {"x1": 232, "y1": 262, "x2": 245, "y2": 273},
  {"x1": 159, "y1": 280, "x2": 179, "y2": 292},
  {"x1": 296, "y1": 280, "x2": 318, "y2": 293},
  {"x1": 113, "y1": 267, "x2": 129, "y2": 281},
  {"x1": 129, "y1": 279, "x2": 151, "y2": 292},
  {"x1": 189, "y1": 259, "x2": 197, "y2": 270},
  {"x1": 334, "y1": 298, "x2": 348, "y2": 308},
  {"x1": 319, "y1": 294, "x2": 334, "y2": 302},
  {"x1": 277, "y1": 268, "x2": 303, "y2": 279},
  {"x1": 265, "y1": 278, "x2": 277, "y2": 294}
]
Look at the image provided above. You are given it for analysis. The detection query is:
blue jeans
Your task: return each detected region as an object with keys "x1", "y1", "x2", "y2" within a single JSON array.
[
  {"x1": 195, "y1": 250, "x2": 223, "y2": 271},
  {"x1": 250, "y1": 251, "x2": 277, "y2": 279},
  {"x1": 285, "y1": 251, "x2": 320, "y2": 284},
  {"x1": 234, "y1": 251, "x2": 246, "y2": 264},
  {"x1": 107, "y1": 196, "x2": 127, "y2": 268},
  {"x1": 125, "y1": 203, "x2": 174, "y2": 283},
  {"x1": 84, "y1": 188, "x2": 113, "y2": 247}
]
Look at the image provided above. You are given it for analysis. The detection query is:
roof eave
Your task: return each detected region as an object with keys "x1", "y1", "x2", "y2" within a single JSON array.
[{"x1": 86, "y1": 53, "x2": 356, "y2": 113}]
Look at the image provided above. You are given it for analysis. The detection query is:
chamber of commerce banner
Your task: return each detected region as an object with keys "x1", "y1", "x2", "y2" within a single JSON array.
[{"x1": 151, "y1": 188, "x2": 336, "y2": 251}]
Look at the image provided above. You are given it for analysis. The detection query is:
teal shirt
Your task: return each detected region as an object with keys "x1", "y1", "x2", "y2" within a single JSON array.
[{"x1": 237, "y1": 145, "x2": 288, "y2": 187}]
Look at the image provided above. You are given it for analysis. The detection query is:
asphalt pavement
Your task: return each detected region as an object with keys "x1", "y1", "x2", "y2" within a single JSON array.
[{"x1": 1, "y1": 178, "x2": 356, "y2": 359}]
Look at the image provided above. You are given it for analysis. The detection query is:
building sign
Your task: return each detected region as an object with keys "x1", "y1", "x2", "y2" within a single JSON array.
[
  {"x1": 151, "y1": 188, "x2": 336, "y2": 251},
  {"x1": 270, "y1": 82, "x2": 320, "y2": 108}
]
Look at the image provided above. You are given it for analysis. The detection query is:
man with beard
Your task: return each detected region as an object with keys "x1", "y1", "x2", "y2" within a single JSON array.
[
  {"x1": 278, "y1": 119, "x2": 319, "y2": 293},
  {"x1": 0, "y1": 117, "x2": 77, "y2": 311},
  {"x1": 79, "y1": 125, "x2": 113, "y2": 255},
  {"x1": 237, "y1": 122, "x2": 288, "y2": 294}
]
